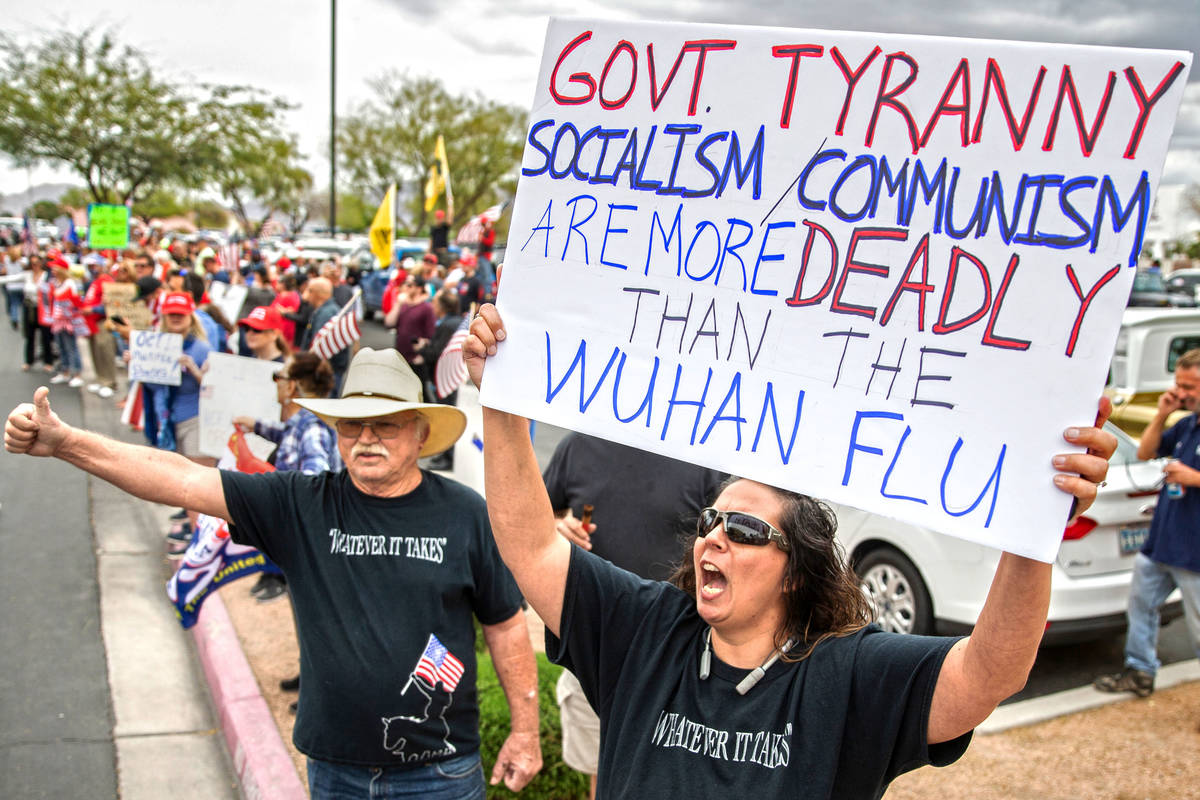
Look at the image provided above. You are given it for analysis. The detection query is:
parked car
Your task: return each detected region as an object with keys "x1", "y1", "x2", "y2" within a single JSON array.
[
  {"x1": 1128, "y1": 269, "x2": 1195, "y2": 307},
  {"x1": 836, "y1": 421, "x2": 1180, "y2": 645},
  {"x1": 1106, "y1": 308, "x2": 1200, "y2": 439},
  {"x1": 1164, "y1": 268, "x2": 1200, "y2": 305}
]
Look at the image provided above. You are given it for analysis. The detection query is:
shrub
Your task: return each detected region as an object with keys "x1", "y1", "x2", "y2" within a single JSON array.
[{"x1": 476, "y1": 650, "x2": 589, "y2": 799}]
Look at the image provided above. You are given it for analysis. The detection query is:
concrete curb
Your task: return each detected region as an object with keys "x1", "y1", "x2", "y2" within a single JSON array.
[
  {"x1": 979, "y1": 658, "x2": 1200, "y2": 734},
  {"x1": 191, "y1": 592, "x2": 307, "y2": 800}
]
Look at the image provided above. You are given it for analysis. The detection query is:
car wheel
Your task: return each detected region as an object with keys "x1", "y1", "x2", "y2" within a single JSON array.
[{"x1": 855, "y1": 547, "x2": 933, "y2": 636}]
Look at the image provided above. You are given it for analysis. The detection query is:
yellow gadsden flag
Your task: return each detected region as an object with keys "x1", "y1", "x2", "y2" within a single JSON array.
[
  {"x1": 369, "y1": 183, "x2": 395, "y2": 268},
  {"x1": 423, "y1": 135, "x2": 454, "y2": 219}
]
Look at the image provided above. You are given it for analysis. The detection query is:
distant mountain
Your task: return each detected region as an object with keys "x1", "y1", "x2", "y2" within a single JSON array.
[{"x1": 0, "y1": 183, "x2": 80, "y2": 214}]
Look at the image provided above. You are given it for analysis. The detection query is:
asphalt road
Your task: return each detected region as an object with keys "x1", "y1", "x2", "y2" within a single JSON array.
[
  {"x1": 358, "y1": 314, "x2": 1198, "y2": 704},
  {"x1": 0, "y1": 330, "x2": 118, "y2": 798}
]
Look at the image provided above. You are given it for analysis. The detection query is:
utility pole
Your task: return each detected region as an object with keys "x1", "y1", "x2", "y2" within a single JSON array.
[{"x1": 329, "y1": 0, "x2": 337, "y2": 234}]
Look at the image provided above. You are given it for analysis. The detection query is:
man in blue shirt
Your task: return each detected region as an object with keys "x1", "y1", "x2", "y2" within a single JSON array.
[{"x1": 1096, "y1": 349, "x2": 1200, "y2": 699}]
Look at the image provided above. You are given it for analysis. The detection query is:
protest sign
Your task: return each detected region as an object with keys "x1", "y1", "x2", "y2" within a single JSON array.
[
  {"x1": 480, "y1": 18, "x2": 1192, "y2": 561},
  {"x1": 102, "y1": 282, "x2": 153, "y2": 330},
  {"x1": 198, "y1": 352, "x2": 282, "y2": 458},
  {"x1": 87, "y1": 204, "x2": 129, "y2": 249},
  {"x1": 129, "y1": 330, "x2": 183, "y2": 386},
  {"x1": 207, "y1": 281, "x2": 248, "y2": 327}
]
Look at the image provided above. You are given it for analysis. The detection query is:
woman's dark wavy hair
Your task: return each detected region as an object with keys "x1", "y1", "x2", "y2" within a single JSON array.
[
  {"x1": 670, "y1": 477, "x2": 873, "y2": 661},
  {"x1": 283, "y1": 351, "x2": 336, "y2": 398}
]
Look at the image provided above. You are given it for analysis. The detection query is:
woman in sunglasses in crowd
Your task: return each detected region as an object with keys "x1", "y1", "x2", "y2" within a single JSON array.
[{"x1": 463, "y1": 304, "x2": 1115, "y2": 799}]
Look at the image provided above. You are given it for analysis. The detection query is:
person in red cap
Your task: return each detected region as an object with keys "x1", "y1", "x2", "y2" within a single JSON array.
[
  {"x1": 430, "y1": 209, "x2": 451, "y2": 265},
  {"x1": 237, "y1": 305, "x2": 289, "y2": 364},
  {"x1": 149, "y1": 291, "x2": 214, "y2": 549}
]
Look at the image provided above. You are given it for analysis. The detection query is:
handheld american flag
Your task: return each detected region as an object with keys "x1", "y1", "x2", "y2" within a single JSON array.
[
  {"x1": 20, "y1": 212, "x2": 37, "y2": 257},
  {"x1": 310, "y1": 289, "x2": 362, "y2": 361},
  {"x1": 434, "y1": 316, "x2": 471, "y2": 399},
  {"x1": 413, "y1": 634, "x2": 465, "y2": 691},
  {"x1": 220, "y1": 237, "x2": 241, "y2": 273}
]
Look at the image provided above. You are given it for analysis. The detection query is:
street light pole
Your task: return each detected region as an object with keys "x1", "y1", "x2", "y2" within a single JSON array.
[{"x1": 329, "y1": 0, "x2": 337, "y2": 234}]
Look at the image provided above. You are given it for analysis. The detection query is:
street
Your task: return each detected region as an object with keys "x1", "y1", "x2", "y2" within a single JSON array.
[{"x1": 0, "y1": 336, "x2": 116, "y2": 797}]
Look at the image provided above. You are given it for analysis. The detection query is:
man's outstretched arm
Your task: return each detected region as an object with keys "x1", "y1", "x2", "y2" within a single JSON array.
[{"x1": 6, "y1": 386, "x2": 229, "y2": 519}]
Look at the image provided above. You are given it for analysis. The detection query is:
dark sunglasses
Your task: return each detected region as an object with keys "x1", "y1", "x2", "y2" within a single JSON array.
[
  {"x1": 334, "y1": 417, "x2": 415, "y2": 440},
  {"x1": 698, "y1": 507, "x2": 789, "y2": 550}
]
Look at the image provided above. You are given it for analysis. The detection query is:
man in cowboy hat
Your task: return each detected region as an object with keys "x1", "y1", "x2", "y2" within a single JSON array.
[{"x1": 4, "y1": 348, "x2": 543, "y2": 798}]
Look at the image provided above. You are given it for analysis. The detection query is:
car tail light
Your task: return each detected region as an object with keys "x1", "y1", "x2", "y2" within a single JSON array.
[{"x1": 1063, "y1": 516, "x2": 1098, "y2": 540}]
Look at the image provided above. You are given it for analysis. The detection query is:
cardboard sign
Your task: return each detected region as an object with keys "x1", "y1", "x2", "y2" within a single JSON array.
[
  {"x1": 480, "y1": 18, "x2": 1192, "y2": 562},
  {"x1": 102, "y1": 282, "x2": 153, "y2": 330},
  {"x1": 87, "y1": 204, "x2": 129, "y2": 249},
  {"x1": 129, "y1": 331, "x2": 183, "y2": 386},
  {"x1": 207, "y1": 281, "x2": 248, "y2": 327},
  {"x1": 198, "y1": 353, "x2": 282, "y2": 458}
]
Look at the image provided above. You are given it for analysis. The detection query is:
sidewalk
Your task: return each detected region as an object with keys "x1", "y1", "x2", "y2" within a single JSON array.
[{"x1": 81, "y1": 381, "x2": 243, "y2": 798}]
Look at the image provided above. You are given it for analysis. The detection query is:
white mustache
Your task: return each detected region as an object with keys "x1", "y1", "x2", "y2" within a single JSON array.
[{"x1": 351, "y1": 444, "x2": 387, "y2": 459}]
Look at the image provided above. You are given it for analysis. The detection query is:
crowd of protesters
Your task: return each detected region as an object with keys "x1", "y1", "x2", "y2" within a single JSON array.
[{"x1": 0, "y1": 216, "x2": 497, "y2": 592}]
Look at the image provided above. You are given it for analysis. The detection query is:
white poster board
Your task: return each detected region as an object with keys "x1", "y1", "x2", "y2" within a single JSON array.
[
  {"x1": 451, "y1": 382, "x2": 487, "y2": 497},
  {"x1": 198, "y1": 353, "x2": 283, "y2": 458},
  {"x1": 480, "y1": 17, "x2": 1192, "y2": 562},
  {"x1": 129, "y1": 331, "x2": 183, "y2": 386},
  {"x1": 207, "y1": 281, "x2": 248, "y2": 326}
]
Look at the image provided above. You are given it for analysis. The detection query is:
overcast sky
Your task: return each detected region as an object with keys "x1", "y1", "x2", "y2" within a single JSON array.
[{"x1": 3, "y1": 0, "x2": 1197, "y2": 195}]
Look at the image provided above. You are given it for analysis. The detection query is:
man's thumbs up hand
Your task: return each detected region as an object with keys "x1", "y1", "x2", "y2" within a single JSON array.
[{"x1": 5, "y1": 387, "x2": 69, "y2": 457}]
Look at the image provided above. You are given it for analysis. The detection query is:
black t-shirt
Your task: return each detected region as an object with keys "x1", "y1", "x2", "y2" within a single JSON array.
[
  {"x1": 546, "y1": 547, "x2": 970, "y2": 799},
  {"x1": 456, "y1": 272, "x2": 487, "y2": 314},
  {"x1": 221, "y1": 469, "x2": 523, "y2": 767},
  {"x1": 1146, "y1": 413, "x2": 1200, "y2": 572},
  {"x1": 430, "y1": 222, "x2": 450, "y2": 251},
  {"x1": 542, "y1": 432, "x2": 726, "y2": 580}
]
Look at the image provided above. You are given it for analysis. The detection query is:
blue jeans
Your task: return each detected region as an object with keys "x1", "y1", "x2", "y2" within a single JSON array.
[
  {"x1": 55, "y1": 330, "x2": 81, "y2": 374},
  {"x1": 1124, "y1": 552, "x2": 1200, "y2": 675},
  {"x1": 307, "y1": 752, "x2": 484, "y2": 800},
  {"x1": 5, "y1": 286, "x2": 21, "y2": 325}
]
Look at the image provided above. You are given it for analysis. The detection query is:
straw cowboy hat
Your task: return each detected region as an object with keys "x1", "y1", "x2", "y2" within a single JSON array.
[{"x1": 295, "y1": 347, "x2": 467, "y2": 457}]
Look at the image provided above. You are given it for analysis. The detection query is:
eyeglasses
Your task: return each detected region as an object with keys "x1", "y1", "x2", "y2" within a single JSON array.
[
  {"x1": 334, "y1": 417, "x2": 416, "y2": 440},
  {"x1": 697, "y1": 508, "x2": 790, "y2": 551}
]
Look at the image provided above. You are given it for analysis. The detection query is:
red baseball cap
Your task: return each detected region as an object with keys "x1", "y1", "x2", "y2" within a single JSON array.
[
  {"x1": 238, "y1": 305, "x2": 283, "y2": 331},
  {"x1": 160, "y1": 291, "x2": 195, "y2": 316}
]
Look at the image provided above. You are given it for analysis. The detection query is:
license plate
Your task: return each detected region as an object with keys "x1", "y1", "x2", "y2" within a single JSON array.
[{"x1": 1119, "y1": 526, "x2": 1149, "y2": 555}]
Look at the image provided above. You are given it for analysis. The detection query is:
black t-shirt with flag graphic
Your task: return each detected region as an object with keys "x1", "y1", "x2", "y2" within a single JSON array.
[
  {"x1": 547, "y1": 546, "x2": 971, "y2": 799},
  {"x1": 221, "y1": 468, "x2": 523, "y2": 767}
]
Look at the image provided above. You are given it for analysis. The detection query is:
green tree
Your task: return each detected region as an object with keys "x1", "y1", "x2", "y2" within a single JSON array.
[
  {"x1": 201, "y1": 85, "x2": 313, "y2": 237},
  {"x1": 60, "y1": 186, "x2": 118, "y2": 210},
  {"x1": 192, "y1": 201, "x2": 229, "y2": 230},
  {"x1": 133, "y1": 188, "x2": 185, "y2": 220},
  {"x1": 336, "y1": 73, "x2": 526, "y2": 230},
  {"x1": 0, "y1": 30, "x2": 215, "y2": 205},
  {"x1": 31, "y1": 199, "x2": 62, "y2": 220},
  {"x1": 335, "y1": 191, "x2": 373, "y2": 232}
]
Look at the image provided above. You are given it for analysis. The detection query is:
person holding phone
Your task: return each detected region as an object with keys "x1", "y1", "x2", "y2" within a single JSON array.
[{"x1": 1095, "y1": 348, "x2": 1200, "y2": 702}]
